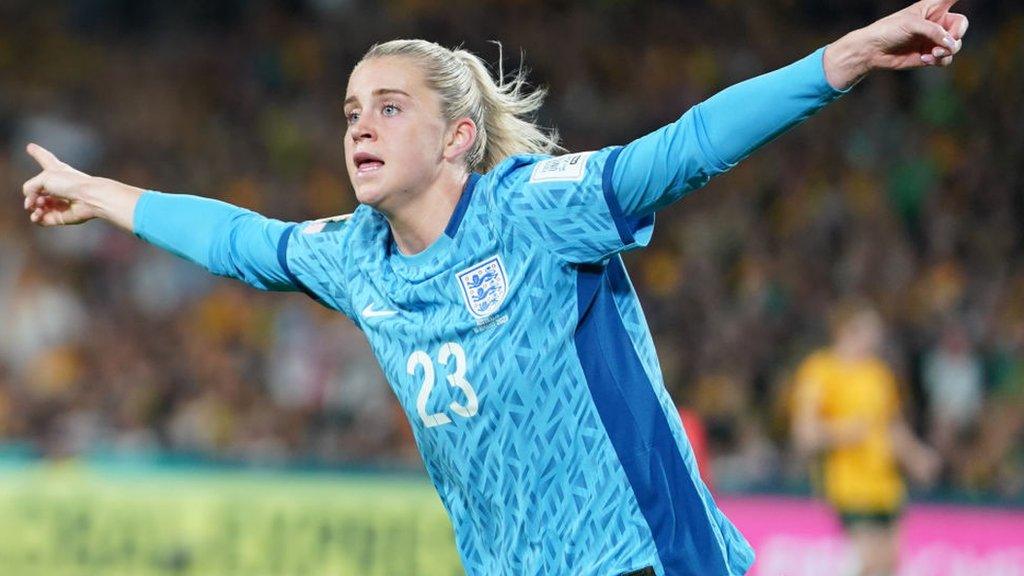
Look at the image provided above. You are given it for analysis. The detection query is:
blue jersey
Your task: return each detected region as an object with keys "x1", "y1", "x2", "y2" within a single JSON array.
[{"x1": 134, "y1": 47, "x2": 847, "y2": 575}]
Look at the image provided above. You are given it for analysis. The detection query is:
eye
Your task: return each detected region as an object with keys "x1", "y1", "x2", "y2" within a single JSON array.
[
  {"x1": 382, "y1": 103, "x2": 400, "y2": 117},
  {"x1": 346, "y1": 110, "x2": 360, "y2": 125}
]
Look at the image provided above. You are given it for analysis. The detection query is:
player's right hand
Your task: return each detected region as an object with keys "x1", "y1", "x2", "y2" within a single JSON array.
[
  {"x1": 22, "y1": 143, "x2": 101, "y2": 226},
  {"x1": 831, "y1": 418, "x2": 871, "y2": 447}
]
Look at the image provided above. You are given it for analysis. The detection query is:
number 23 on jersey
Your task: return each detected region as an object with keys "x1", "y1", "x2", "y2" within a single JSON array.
[{"x1": 407, "y1": 342, "x2": 479, "y2": 428}]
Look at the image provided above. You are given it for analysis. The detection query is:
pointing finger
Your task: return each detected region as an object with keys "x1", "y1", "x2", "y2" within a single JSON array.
[
  {"x1": 25, "y1": 143, "x2": 63, "y2": 170},
  {"x1": 925, "y1": 0, "x2": 959, "y2": 19}
]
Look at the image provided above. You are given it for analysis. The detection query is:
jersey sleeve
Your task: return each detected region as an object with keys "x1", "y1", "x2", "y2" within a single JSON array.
[
  {"x1": 491, "y1": 147, "x2": 655, "y2": 264},
  {"x1": 881, "y1": 366, "x2": 901, "y2": 420},
  {"x1": 612, "y1": 46, "x2": 851, "y2": 217},
  {"x1": 491, "y1": 46, "x2": 847, "y2": 264},
  {"x1": 281, "y1": 216, "x2": 357, "y2": 319},
  {"x1": 792, "y1": 353, "x2": 828, "y2": 413},
  {"x1": 133, "y1": 190, "x2": 299, "y2": 291}
]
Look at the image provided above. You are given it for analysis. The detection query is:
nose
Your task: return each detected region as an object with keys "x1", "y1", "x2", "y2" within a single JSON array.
[{"x1": 350, "y1": 115, "x2": 376, "y2": 143}]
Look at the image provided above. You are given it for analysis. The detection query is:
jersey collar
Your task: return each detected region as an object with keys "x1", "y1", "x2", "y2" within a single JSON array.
[
  {"x1": 443, "y1": 172, "x2": 482, "y2": 238},
  {"x1": 386, "y1": 172, "x2": 482, "y2": 279}
]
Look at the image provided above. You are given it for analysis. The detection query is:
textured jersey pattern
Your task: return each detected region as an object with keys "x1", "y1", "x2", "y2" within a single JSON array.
[
  {"x1": 133, "y1": 49, "x2": 851, "y2": 574},
  {"x1": 283, "y1": 149, "x2": 752, "y2": 575}
]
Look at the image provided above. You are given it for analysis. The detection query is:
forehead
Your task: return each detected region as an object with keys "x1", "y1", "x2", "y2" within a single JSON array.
[{"x1": 345, "y1": 56, "x2": 428, "y2": 102}]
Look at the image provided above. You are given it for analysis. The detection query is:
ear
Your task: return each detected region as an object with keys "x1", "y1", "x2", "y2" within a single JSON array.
[{"x1": 442, "y1": 117, "x2": 478, "y2": 164}]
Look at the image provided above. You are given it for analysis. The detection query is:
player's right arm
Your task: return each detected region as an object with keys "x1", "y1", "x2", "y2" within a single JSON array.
[
  {"x1": 21, "y1": 143, "x2": 300, "y2": 292},
  {"x1": 792, "y1": 384, "x2": 870, "y2": 455},
  {"x1": 791, "y1": 356, "x2": 869, "y2": 455}
]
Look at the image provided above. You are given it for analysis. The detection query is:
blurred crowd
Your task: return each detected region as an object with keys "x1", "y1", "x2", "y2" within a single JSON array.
[{"x1": 0, "y1": 0, "x2": 1021, "y2": 502}]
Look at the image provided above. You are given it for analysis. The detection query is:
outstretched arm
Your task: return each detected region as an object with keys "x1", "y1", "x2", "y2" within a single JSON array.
[
  {"x1": 21, "y1": 143, "x2": 301, "y2": 292},
  {"x1": 612, "y1": 0, "x2": 968, "y2": 217}
]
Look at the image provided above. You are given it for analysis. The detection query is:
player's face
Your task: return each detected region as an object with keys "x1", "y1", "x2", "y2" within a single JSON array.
[
  {"x1": 343, "y1": 56, "x2": 449, "y2": 211},
  {"x1": 839, "y1": 311, "x2": 884, "y2": 358}
]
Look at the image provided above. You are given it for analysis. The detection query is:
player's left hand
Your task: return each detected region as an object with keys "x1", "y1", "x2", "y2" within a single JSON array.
[
  {"x1": 861, "y1": 0, "x2": 968, "y2": 69},
  {"x1": 906, "y1": 445, "x2": 942, "y2": 486},
  {"x1": 824, "y1": 0, "x2": 968, "y2": 89}
]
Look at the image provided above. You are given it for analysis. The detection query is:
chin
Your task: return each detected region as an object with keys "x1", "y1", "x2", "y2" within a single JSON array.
[{"x1": 353, "y1": 183, "x2": 388, "y2": 207}]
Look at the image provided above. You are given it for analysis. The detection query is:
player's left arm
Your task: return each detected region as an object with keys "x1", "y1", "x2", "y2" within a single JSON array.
[
  {"x1": 887, "y1": 372, "x2": 941, "y2": 485},
  {"x1": 611, "y1": 0, "x2": 968, "y2": 217},
  {"x1": 890, "y1": 416, "x2": 941, "y2": 484}
]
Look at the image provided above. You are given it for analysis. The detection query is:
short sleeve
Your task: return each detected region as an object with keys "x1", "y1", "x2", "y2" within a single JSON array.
[
  {"x1": 282, "y1": 215, "x2": 357, "y2": 319},
  {"x1": 490, "y1": 148, "x2": 654, "y2": 264},
  {"x1": 881, "y1": 366, "x2": 901, "y2": 419},
  {"x1": 793, "y1": 353, "x2": 828, "y2": 412}
]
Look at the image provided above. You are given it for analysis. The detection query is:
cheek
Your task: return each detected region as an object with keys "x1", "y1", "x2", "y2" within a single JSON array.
[
  {"x1": 342, "y1": 137, "x2": 354, "y2": 171},
  {"x1": 394, "y1": 123, "x2": 443, "y2": 167}
]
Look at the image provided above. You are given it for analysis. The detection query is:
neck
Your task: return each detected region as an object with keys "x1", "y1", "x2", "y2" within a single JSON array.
[
  {"x1": 834, "y1": 342, "x2": 869, "y2": 362},
  {"x1": 384, "y1": 168, "x2": 469, "y2": 256}
]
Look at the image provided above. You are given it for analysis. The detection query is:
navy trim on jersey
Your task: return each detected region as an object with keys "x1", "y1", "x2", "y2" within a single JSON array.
[
  {"x1": 444, "y1": 172, "x2": 483, "y2": 238},
  {"x1": 602, "y1": 147, "x2": 655, "y2": 247},
  {"x1": 276, "y1": 224, "x2": 322, "y2": 302},
  {"x1": 574, "y1": 258, "x2": 728, "y2": 575}
]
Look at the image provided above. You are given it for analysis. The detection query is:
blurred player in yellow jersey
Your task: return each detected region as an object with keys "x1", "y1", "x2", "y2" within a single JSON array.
[{"x1": 792, "y1": 303, "x2": 939, "y2": 576}]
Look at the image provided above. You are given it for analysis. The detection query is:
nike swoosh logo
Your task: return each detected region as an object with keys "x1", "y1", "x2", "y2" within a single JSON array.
[{"x1": 361, "y1": 304, "x2": 398, "y2": 318}]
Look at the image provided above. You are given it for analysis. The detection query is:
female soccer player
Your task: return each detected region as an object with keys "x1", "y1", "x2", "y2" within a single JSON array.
[
  {"x1": 21, "y1": 1, "x2": 967, "y2": 574},
  {"x1": 792, "y1": 303, "x2": 939, "y2": 576}
]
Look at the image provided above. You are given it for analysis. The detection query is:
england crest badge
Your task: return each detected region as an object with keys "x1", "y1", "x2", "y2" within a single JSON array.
[{"x1": 456, "y1": 255, "x2": 509, "y2": 320}]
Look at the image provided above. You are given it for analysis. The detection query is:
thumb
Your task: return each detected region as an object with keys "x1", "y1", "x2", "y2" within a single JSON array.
[
  {"x1": 26, "y1": 143, "x2": 65, "y2": 170},
  {"x1": 904, "y1": 16, "x2": 953, "y2": 49}
]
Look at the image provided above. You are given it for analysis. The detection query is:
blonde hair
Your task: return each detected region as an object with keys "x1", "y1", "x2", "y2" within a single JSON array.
[{"x1": 362, "y1": 39, "x2": 563, "y2": 173}]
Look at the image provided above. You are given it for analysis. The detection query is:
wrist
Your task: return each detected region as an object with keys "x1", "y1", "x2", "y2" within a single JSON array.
[
  {"x1": 824, "y1": 29, "x2": 874, "y2": 91},
  {"x1": 89, "y1": 177, "x2": 144, "y2": 231}
]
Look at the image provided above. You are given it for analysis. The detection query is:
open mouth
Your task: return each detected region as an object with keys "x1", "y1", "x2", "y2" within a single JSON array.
[{"x1": 354, "y1": 152, "x2": 385, "y2": 174}]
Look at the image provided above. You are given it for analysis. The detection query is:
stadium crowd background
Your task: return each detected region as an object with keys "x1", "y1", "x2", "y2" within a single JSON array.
[{"x1": 0, "y1": 0, "x2": 1020, "y2": 505}]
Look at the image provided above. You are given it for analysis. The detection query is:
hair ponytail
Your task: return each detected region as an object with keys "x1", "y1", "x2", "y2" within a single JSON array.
[{"x1": 362, "y1": 40, "x2": 563, "y2": 173}]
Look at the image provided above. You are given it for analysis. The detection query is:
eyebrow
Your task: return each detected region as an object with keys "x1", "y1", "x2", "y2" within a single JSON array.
[{"x1": 343, "y1": 88, "x2": 411, "y2": 107}]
